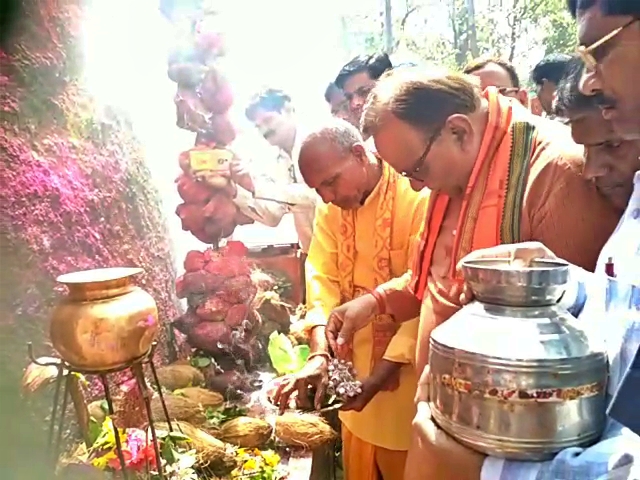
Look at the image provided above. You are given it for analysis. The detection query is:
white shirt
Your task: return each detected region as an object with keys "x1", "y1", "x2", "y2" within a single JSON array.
[{"x1": 231, "y1": 128, "x2": 317, "y2": 252}]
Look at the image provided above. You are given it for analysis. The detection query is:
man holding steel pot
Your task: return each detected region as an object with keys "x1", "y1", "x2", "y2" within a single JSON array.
[{"x1": 328, "y1": 0, "x2": 640, "y2": 478}]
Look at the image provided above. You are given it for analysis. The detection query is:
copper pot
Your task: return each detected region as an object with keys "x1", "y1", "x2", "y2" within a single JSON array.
[{"x1": 50, "y1": 267, "x2": 159, "y2": 371}]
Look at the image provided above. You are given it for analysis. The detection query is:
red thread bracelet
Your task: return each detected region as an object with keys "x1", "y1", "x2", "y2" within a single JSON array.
[{"x1": 370, "y1": 288, "x2": 387, "y2": 315}]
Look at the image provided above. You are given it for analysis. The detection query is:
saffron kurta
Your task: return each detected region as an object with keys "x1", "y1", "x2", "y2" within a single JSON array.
[{"x1": 305, "y1": 164, "x2": 429, "y2": 453}]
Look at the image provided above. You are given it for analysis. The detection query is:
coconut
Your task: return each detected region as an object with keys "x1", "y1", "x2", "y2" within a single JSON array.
[
  {"x1": 174, "y1": 387, "x2": 224, "y2": 409},
  {"x1": 202, "y1": 423, "x2": 222, "y2": 438},
  {"x1": 151, "y1": 394, "x2": 207, "y2": 425},
  {"x1": 274, "y1": 413, "x2": 337, "y2": 449},
  {"x1": 155, "y1": 421, "x2": 236, "y2": 475},
  {"x1": 218, "y1": 416, "x2": 273, "y2": 448},
  {"x1": 155, "y1": 364, "x2": 205, "y2": 391}
]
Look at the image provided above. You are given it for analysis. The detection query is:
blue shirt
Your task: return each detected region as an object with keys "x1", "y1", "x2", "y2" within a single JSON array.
[{"x1": 481, "y1": 172, "x2": 640, "y2": 480}]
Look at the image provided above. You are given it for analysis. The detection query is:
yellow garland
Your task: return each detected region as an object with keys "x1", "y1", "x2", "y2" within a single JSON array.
[
  {"x1": 89, "y1": 417, "x2": 128, "y2": 470},
  {"x1": 91, "y1": 450, "x2": 118, "y2": 470}
]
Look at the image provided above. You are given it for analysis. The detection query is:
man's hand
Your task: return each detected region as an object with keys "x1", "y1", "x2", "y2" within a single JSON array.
[
  {"x1": 341, "y1": 360, "x2": 402, "y2": 412},
  {"x1": 411, "y1": 402, "x2": 485, "y2": 480},
  {"x1": 326, "y1": 294, "x2": 379, "y2": 359},
  {"x1": 414, "y1": 362, "x2": 431, "y2": 404},
  {"x1": 455, "y1": 241, "x2": 558, "y2": 305},
  {"x1": 229, "y1": 157, "x2": 255, "y2": 194},
  {"x1": 339, "y1": 375, "x2": 378, "y2": 412},
  {"x1": 272, "y1": 355, "x2": 329, "y2": 414},
  {"x1": 410, "y1": 366, "x2": 485, "y2": 480}
]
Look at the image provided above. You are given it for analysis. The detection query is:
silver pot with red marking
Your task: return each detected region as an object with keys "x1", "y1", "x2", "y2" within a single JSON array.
[{"x1": 428, "y1": 259, "x2": 606, "y2": 461}]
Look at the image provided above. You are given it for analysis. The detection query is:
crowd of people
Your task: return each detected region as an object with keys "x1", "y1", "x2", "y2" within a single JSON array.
[{"x1": 222, "y1": 0, "x2": 640, "y2": 478}]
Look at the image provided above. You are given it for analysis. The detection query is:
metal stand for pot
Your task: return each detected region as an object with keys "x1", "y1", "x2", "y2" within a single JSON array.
[{"x1": 27, "y1": 341, "x2": 173, "y2": 480}]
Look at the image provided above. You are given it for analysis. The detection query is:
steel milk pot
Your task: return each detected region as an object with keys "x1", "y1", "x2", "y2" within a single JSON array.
[{"x1": 428, "y1": 259, "x2": 607, "y2": 460}]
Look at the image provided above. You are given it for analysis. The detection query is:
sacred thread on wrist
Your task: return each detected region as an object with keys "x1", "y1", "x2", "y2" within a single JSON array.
[
  {"x1": 370, "y1": 288, "x2": 387, "y2": 315},
  {"x1": 307, "y1": 352, "x2": 332, "y2": 363}
]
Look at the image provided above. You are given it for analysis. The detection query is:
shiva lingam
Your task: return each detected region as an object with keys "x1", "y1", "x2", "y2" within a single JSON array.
[
  {"x1": 30, "y1": 267, "x2": 174, "y2": 479},
  {"x1": 428, "y1": 259, "x2": 607, "y2": 460}
]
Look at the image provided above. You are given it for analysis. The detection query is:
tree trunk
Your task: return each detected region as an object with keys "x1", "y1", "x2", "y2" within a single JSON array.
[
  {"x1": 0, "y1": 0, "x2": 180, "y2": 475},
  {"x1": 465, "y1": 0, "x2": 479, "y2": 58},
  {"x1": 508, "y1": 0, "x2": 520, "y2": 62},
  {"x1": 384, "y1": 0, "x2": 394, "y2": 54}
]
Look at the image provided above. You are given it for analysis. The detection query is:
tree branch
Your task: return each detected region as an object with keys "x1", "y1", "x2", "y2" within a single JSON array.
[{"x1": 400, "y1": 6, "x2": 419, "y2": 31}]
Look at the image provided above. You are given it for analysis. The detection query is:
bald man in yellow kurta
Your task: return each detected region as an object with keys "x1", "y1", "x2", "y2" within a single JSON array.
[{"x1": 278, "y1": 119, "x2": 429, "y2": 480}]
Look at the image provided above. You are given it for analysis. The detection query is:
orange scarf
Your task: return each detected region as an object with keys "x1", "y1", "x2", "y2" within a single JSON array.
[
  {"x1": 337, "y1": 160, "x2": 400, "y2": 391},
  {"x1": 410, "y1": 87, "x2": 535, "y2": 312}
]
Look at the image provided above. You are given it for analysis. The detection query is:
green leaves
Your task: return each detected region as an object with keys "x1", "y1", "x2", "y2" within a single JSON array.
[
  {"x1": 205, "y1": 404, "x2": 248, "y2": 427},
  {"x1": 267, "y1": 332, "x2": 310, "y2": 376},
  {"x1": 87, "y1": 418, "x2": 102, "y2": 447},
  {"x1": 339, "y1": 0, "x2": 577, "y2": 74},
  {"x1": 190, "y1": 356, "x2": 212, "y2": 368}
]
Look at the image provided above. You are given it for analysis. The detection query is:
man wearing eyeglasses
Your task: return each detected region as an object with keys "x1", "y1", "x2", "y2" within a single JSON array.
[
  {"x1": 323, "y1": 67, "x2": 620, "y2": 479},
  {"x1": 383, "y1": 1, "x2": 640, "y2": 478},
  {"x1": 463, "y1": 57, "x2": 529, "y2": 108},
  {"x1": 574, "y1": 0, "x2": 640, "y2": 141},
  {"x1": 363, "y1": 2, "x2": 640, "y2": 478},
  {"x1": 339, "y1": 68, "x2": 617, "y2": 370}
]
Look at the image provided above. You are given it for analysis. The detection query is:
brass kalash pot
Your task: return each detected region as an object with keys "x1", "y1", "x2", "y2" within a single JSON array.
[{"x1": 50, "y1": 267, "x2": 159, "y2": 371}]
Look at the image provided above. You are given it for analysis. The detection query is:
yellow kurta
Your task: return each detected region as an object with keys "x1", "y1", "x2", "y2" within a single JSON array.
[{"x1": 305, "y1": 171, "x2": 429, "y2": 451}]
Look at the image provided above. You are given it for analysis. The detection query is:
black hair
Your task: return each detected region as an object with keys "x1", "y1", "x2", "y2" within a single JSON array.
[
  {"x1": 463, "y1": 57, "x2": 521, "y2": 88},
  {"x1": 531, "y1": 54, "x2": 573, "y2": 86},
  {"x1": 554, "y1": 56, "x2": 599, "y2": 115},
  {"x1": 324, "y1": 82, "x2": 342, "y2": 104},
  {"x1": 568, "y1": 0, "x2": 640, "y2": 17},
  {"x1": 334, "y1": 53, "x2": 393, "y2": 90},
  {"x1": 245, "y1": 88, "x2": 291, "y2": 122}
]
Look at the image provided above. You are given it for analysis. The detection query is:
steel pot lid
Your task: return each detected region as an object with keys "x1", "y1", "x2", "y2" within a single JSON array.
[{"x1": 460, "y1": 258, "x2": 569, "y2": 307}]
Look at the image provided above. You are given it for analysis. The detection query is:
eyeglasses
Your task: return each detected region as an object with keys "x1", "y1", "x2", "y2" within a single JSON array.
[
  {"x1": 401, "y1": 128, "x2": 442, "y2": 179},
  {"x1": 577, "y1": 18, "x2": 639, "y2": 70},
  {"x1": 497, "y1": 87, "x2": 520, "y2": 97}
]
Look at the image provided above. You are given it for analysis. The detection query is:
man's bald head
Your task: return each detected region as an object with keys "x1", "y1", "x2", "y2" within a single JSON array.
[
  {"x1": 298, "y1": 118, "x2": 364, "y2": 177},
  {"x1": 298, "y1": 118, "x2": 374, "y2": 209}
]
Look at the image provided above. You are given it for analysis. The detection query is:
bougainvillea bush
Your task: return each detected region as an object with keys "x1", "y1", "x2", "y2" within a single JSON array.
[{"x1": 0, "y1": 0, "x2": 181, "y2": 475}]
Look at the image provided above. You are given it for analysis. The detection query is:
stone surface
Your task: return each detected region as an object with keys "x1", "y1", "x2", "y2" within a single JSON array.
[{"x1": 0, "y1": 0, "x2": 180, "y2": 475}]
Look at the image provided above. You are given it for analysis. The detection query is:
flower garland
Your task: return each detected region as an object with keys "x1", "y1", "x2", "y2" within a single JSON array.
[{"x1": 87, "y1": 417, "x2": 198, "y2": 479}]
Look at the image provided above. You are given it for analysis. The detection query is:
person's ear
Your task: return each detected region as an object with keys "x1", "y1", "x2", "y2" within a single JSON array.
[
  {"x1": 445, "y1": 114, "x2": 473, "y2": 147},
  {"x1": 517, "y1": 89, "x2": 529, "y2": 108},
  {"x1": 350, "y1": 143, "x2": 368, "y2": 163},
  {"x1": 529, "y1": 96, "x2": 543, "y2": 116}
]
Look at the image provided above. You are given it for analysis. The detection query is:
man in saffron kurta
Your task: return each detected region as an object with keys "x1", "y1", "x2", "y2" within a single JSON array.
[
  {"x1": 325, "y1": 70, "x2": 621, "y2": 479},
  {"x1": 273, "y1": 119, "x2": 429, "y2": 480}
]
